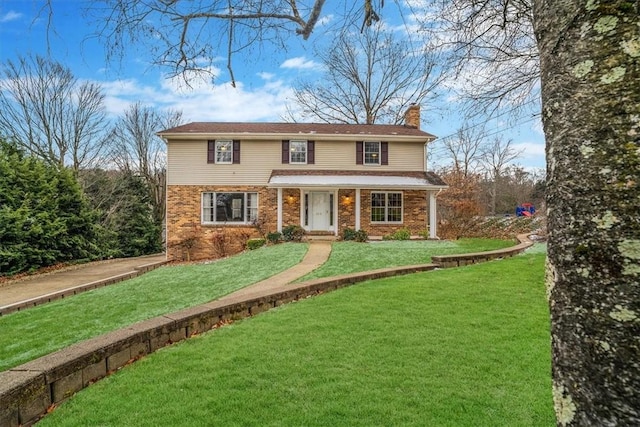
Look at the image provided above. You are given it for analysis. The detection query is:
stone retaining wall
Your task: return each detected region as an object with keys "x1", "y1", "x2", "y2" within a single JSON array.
[{"x1": 0, "y1": 235, "x2": 534, "y2": 427}]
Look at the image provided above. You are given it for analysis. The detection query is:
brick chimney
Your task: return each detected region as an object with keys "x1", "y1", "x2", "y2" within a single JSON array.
[{"x1": 404, "y1": 104, "x2": 421, "y2": 129}]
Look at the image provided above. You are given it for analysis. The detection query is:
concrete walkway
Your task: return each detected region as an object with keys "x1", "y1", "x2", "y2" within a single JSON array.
[
  {"x1": 0, "y1": 254, "x2": 167, "y2": 314},
  {"x1": 0, "y1": 243, "x2": 333, "y2": 315},
  {"x1": 217, "y1": 241, "x2": 332, "y2": 302}
]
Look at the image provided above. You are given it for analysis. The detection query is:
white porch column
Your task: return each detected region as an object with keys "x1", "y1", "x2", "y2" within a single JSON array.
[
  {"x1": 299, "y1": 188, "x2": 305, "y2": 229},
  {"x1": 334, "y1": 189, "x2": 339, "y2": 236},
  {"x1": 429, "y1": 190, "x2": 437, "y2": 239},
  {"x1": 355, "y1": 188, "x2": 361, "y2": 230},
  {"x1": 277, "y1": 188, "x2": 283, "y2": 232}
]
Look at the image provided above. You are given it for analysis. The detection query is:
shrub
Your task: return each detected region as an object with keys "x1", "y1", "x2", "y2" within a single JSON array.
[
  {"x1": 383, "y1": 228, "x2": 411, "y2": 241},
  {"x1": 418, "y1": 228, "x2": 430, "y2": 239},
  {"x1": 247, "y1": 238, "x2": 266, "y2": 250},
  {"x1": 282, "y1": 225, "x2": 305, "y2": 242},
  {"x1": 211, "y1": 232, "x2": 228, "y2": 258},
  {"x1": 342, "y1": 228, "x2": 357, "y2": 241},
  {"x1": 342, "y1": 228, "x2": 368, "y2": 242},
  {"x1": 267, "y1": 232, "x2": 282, "y2": 244},
  {"x1": 354, "y1": 229, "x2": 368, "y2": 242}
]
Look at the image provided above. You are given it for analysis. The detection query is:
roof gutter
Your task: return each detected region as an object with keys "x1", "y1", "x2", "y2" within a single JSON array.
[{"x1": 157, "y1": 132, "x2": 435, "y2": 143}]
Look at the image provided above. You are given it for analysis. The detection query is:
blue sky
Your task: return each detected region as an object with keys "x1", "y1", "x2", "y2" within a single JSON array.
[{"x1": 0, "y1": 1, "x2": 546, "y2": 170}]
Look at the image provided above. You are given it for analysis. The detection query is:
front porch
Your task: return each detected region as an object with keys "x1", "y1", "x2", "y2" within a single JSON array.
[{"x1": 269, "y1": 170, "x2": 446, "y2": 239}]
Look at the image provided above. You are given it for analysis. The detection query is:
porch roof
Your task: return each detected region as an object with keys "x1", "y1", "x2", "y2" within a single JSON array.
[{"x1": 268, "y1": 170, "x2": 448, "y2": 190}]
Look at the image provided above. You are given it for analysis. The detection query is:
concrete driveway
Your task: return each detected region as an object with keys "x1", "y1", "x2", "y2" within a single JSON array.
[{"x1": 0, "y1": 254, "x2": 166, "y2": 314}]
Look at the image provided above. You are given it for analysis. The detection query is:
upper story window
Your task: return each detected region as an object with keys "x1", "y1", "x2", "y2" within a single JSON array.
[
  {"x1": 290, "y1": 140, "x2": 307, "y2": 164},
  {"x1": 208, "y1": 140, "x2": 240, "y2": 164},
  {"x1": 364, "y1": 142, "x2": 380, "y2": 165},
  {"x1": 216, "y1": 140, "x2": 232, "y2": 164},
  {"x1": 356, "y1": 141, "x2": 388, "y2": 165},
  {"x1": 282, "y1": 140, "x2": 315, "y2": 164}
]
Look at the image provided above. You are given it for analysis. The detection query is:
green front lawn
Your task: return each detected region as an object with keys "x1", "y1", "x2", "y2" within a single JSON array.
[
  {"x1": 41, "y1": 251, "x2": 553, "y2": 426},
  {"x1": 0, "y1": 243, "x2": 308, "y2": 371},
  {"x1": 299, "y1": 238, "x2": 515, "y2": 281}
]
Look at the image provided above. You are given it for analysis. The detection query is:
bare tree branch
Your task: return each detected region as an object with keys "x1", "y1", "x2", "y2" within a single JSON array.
[
  {"x1": 0, "y1": 55, "x2": 108, "y2": 171},
  {"x1": 286, "y1": 23, "x2": 442, "y2": 125}
]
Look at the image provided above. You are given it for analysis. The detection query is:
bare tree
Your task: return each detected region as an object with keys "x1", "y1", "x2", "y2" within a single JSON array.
[
  {"x1": 286, "y1": 23, "x2": 441, "y2": 125},
  {"x1": 418, "y1": 0, "x2": 538, "y2": 117},
  {"x1": 0, "y1": 55, "x2": 108, "y2": 171},
  {"x1": 110, "y1": 103, "x2": 183, "y2": 233},
  {"x1": 438, "y1": 124, "x2": 486, "y2": 177},
  {"x1": 480, "y1": 136, "x2": 522, "y2": 215},
  {"x1": 89, "y1": 0, "x2": 390, "y2": 85}
]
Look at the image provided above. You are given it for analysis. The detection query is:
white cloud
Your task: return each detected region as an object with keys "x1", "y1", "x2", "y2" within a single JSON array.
[
  {"x1": 97, "y1": 74, "x2": 296, "y2": 123},
  {"x1": 0, "y1": 10, "x2": 22, "y2": 23},
  {"x1": 280, "y1": 56, "x2": 320, "y2": 70},
  {"x1": 257, "y1": 72, "x2": 275, "y2": 80},
  {"x1": 513, "y1": 141, "x2": 545, "y2": 160}
]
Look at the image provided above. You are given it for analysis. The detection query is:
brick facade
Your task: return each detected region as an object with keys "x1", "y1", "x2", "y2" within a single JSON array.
[{"x1": 167, "y1": 185, "x2": 429, "y2": 260}]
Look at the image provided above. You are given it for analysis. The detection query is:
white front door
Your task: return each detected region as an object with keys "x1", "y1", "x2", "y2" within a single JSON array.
[{"x1": 310, "y1": 192, "x2": 330, "y2": 231}]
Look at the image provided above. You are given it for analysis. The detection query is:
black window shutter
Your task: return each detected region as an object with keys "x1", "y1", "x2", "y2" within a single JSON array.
[
  {"x1": 207, "y1": 140, "x2": 216, "y2": 163},
  {"x1": 381, "y1": 142, "x2": 389, "y2": 165},
  {"x1": 233, "y1": 140, "x2": 240, "y2": 164},
  {"x1": 356, "y1": 141, "x2": 363, "y2": 165},
  {"x1": 308, "y1": 141, "x2": 315, "y2": 164},
  {"x1": 282, "y1": 140, "x2": 290, "y2": 164}
]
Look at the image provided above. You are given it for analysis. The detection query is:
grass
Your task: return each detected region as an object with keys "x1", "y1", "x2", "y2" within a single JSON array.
[
  {"x1": 0, "y1": 243, "x2": 308, "y2": 371},
  {"x1": 298, "y1": 238, "x2": 515, "y2": 281},
  {"x1": 40, "y1": 251, "x2": 553, "y2": 427}
]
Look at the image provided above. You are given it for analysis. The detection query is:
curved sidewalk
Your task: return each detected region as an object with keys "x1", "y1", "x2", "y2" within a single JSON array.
[{"x1": 218, "y1": 241, "x2": 332, "y2": 302}]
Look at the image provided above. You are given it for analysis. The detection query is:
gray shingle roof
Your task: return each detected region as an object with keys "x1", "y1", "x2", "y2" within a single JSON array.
[{"x1": 159, "y1": 122, "x2": 436, "y2": 139}]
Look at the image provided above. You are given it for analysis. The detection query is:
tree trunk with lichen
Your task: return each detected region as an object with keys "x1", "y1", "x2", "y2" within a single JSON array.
[{"x1": 533, "y1": 1, "x2": 639, "y2": 425}]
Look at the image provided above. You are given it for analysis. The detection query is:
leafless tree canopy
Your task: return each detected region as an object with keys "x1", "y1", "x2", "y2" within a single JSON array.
[
  {"x1": 110, "y1": 102, "x2": 183, "y2": 228},
  {"x1": 438, "y1": 125, "x2": 486, "y2": 177},
  {"x1": 0, "y1": 55, "x2": 109, "y2": 171},
  {"x1": 418, "y1": 0, "x2": 538, "y2": 117},
  {"x1": 287, "y1": 23, "x2": 442, "y2": 125},
  {"x1": 89, "y1": 0, "x2": 388, "y2": 85}
]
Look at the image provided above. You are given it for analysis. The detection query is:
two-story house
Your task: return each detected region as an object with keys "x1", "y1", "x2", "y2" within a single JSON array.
[{"x1": 159, "y1": 105, "x2": 447, "y2": 260}]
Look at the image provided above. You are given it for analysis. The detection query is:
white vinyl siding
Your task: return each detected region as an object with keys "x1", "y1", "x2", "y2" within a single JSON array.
[{"x1": 167, "y1": 140, "x2": 426, "y2": 185}]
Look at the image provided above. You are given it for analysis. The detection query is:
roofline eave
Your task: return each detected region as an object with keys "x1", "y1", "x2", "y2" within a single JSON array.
[
  {"x1": 267, "y1": 183, "x2": 448, "y2": 190},
  {"x1": 157, "y1": 132, "x2": 436, "y2": 143}
]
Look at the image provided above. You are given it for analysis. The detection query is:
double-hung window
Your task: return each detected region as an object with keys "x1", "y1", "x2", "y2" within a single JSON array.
[
  {"x1": 215, "y1": 140, "x2": 232, "y2": 164},
  {"x1": 371, "y1": 192, "x2": 402, "y2": 223},
  {"x1": 364, "y1": 142, "x2": 381, "y2": 165},
  {"x1": 289, "y1": 140, "x2": 307, "y2": 164},
  {"x1": 202, "y1": 192, "x2": 258, "y2": 224}
]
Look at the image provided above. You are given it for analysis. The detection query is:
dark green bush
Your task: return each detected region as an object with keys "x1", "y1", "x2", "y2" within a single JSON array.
[
  {"x1": 354, "y1": 229, "x2": 368, "y2": 242},
  {"x1": 383, "y1": 228, "x2": 411, "y2": 241},
  {"x1": 282, "y1": 225, "x2": 305, "y2": 242},
  {"x1": 247, "y1": 238, "x2": 266, "y2": 250},
  {"x1": 342, "y1": 228, "x2": 368, "y2": 242},
  {"x1": 342, "y1": 228, "x2": 356, "y2": 241},
  {"x1": 267, "y1": 232, "x2": 282, "y2": 244}
]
